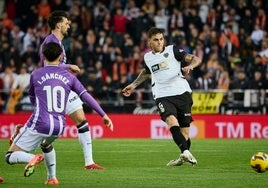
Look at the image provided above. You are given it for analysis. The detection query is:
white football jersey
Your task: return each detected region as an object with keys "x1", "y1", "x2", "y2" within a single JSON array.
[{"x1": 144, "y1": 45, "x2": 192, "y2": 99}]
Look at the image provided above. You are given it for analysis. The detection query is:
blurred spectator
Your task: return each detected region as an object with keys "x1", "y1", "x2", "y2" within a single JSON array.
[
  {"x1": 95, "y1": 60, "x2": 107, "y2": 83},
  {"x1": 197, "y1": 69, "x2": 217, "y2": 91},
  {"x1": 76, "y1": 65, "x2": 88, "y2": 88},
  {"x1": 250, "y1": 24, "x2": 265, "y2": 50},
  {"x1": 255, "y1": 8, "x2": 267, "y2": 31},
  {"x1": 128, "y1": 51, "x2": 143, "y2": 81},
  {"x1": 85, "y1": 68, "x2": 103, "y2": 99},
  {"x1": 21, "y1": 27, "x2": 37, "y2": 55},
  {"x1": 37, "y1": 0, "x2": 51, "y2": 20},
  {"x1": 239, "y1": 8, "x2": 254, "y2": 35},
  {"x1": 219, "y1": 25, "x2": 240, "y2": 50},
  {"x1": 248, "y1": 70, "x2": 265, "y2": 90},
  {"x1": 0, "y1": 65, "x2": 17, "y2": 111},
  {"x1": 141, "y1": 0, "x2": 156, "y2": 18},
  {"x1": 187, "y1": 24, "x2": 199, "y2": 52},
  {"x1": 101, "y1": 75, "x2": 117, "y2": 103},
  {"x1": 206, "y1": 7, "x2": 219, "y2": 29},
  {"x1": 153, "y1": 9, "x2": 169, "y2": 35},
  {"x1": 112, "y1": 8, "x2": 130, "y2": 48},
  {"x1": 1, "y1": 11, "x2": 14, "y2": 30},
  {"x1": 80, "y1": 5, "x2": 93, "y2": 32},
  {"x1": 123, "y1": 0, "x2": 140, "y2": 20},
  {"x1": 198, "y1": 0, "x2": 209, "y2": 24},
  {"x1": 169, "y1": 7, "x2": 184, "y2": 31},
  {"x1": 112, "y1": 53, "x2": 128, "y2": 82},
  {"x1": 6, "y1": 65, "x2": 30, "y2": 114},
  {"x1": 122, "y1": 33, "x2": 134, "y2": 58},
  {"x1": 217, "y1": 64, "x2": 230, "y2": 90},
  {"x1": 10, "y1": 24, "x2": 24, "y2": 53},
  {"x1": 127, "y1": 9, "x2": 154, "y2": 45},
  {"x1": 229, "y1": 70, "x2": 249, "y2": 90}
]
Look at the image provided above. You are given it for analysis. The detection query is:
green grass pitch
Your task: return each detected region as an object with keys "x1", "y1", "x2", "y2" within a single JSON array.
[{"x1": 0, "y1": 139, "x2": 267, "y2": 188}]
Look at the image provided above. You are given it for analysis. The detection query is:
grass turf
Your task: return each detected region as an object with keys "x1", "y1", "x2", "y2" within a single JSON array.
[{"x1": 0, "y1": 139, "x2": 267, "y2": 188}]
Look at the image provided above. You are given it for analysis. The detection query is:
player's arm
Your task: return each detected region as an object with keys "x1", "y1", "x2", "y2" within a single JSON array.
[
  {"x1": 79, "y1": 91, "x2": 113, "y2": 131},
  {"x1": 182, "y1": 54, "x2": 202, "y2": 74},
  {"x1": 72, "y1": 78, "x2": 113, "y2": 131},
  {"x1": 59, "y1": 64, "x2": 80, "y2": 74},
  {"x1": 122, "y1": 68, "x2": 151, "y2": 97},
  {"x1": 173, "y1": 45, "x2": 201, "y2": 74}
]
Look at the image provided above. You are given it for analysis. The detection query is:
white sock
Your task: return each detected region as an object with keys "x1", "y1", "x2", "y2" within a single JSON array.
[
  {"x1": 44, "y1": 148, "x2": 56, "y2": 179},
  {"x1": 9, "y1": 151, "x2": 34, "y2": 164},
  {"x1": 78, "y1": 131, "x2": 94, "y2": 166}
]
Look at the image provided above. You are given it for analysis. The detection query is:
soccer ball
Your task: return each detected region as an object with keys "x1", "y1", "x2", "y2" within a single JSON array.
[{"x1": 250, "y1": 152, "x2": 268, "y2": 173}]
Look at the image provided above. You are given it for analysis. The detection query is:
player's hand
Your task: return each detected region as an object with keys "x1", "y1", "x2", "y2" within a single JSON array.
[
  {"x1": 102, "y1": 114, "x2": 114, "y2": 132},
  {"x1": 182, "y1": 65, "x2": 193, "y2": 74},
  {"x1": 70, "y1": 65, "x2": 80, "y2": 74},
  {"x1": 122, "y1": 84, "x2": 135, "y2": 97}
]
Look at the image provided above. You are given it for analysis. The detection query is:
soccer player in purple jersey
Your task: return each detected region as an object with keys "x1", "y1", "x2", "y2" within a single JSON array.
[
  {"x1": 10, "y1": 11, "x2": 106, "y2": 170},
  {"x1": 5, "y1": 42, "x2": 114, "y2": 185}
]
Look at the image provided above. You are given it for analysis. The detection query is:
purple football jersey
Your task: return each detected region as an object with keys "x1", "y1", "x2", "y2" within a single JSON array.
[
  {"x1": 40, "y1": 34, "x2": 67, "y2": 67},
  {"x1": 26, "y1": 66, "x2": 87, "y2": 136}
]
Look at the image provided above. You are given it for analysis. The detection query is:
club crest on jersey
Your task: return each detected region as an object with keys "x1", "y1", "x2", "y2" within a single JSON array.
[
  {"x1": 164, "y1": 53, "x2": 169, "y2": 58},
  {"x1": 151, "y1": 61, "x2": 169, "y2": 72}
]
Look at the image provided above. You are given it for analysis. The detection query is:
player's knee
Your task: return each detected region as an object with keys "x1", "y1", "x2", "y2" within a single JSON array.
[
  {"x1": 69, "y1": 109, "x2": 86, "y2": 124},
  {"x1": 41, "y1": 144, "x2": 53, "y2": 153},
  {"x1": 5, "y1": 151, "x2": 13, "y2": 165}
]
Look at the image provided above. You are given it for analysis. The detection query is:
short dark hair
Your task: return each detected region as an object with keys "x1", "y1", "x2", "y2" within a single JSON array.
[
  {"x1": 42, "y1": 42, "x2": 62, "y2": 62},
  {"x1": 48, "y1": 10, "x2": 69, "y2": 30},
  {"x1": 147, "y1": 27, "x2": 165, "y2": 38}
]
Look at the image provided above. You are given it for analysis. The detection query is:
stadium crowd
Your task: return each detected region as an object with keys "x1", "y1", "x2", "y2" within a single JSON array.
[{"x1": 0, "y1": 0, "x2": 268, "y2": 113}]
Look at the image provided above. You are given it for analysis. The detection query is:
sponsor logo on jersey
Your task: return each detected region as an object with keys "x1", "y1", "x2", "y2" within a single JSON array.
[{"x1": 151, "y1": 61, "x2": 169, "y2": 72}]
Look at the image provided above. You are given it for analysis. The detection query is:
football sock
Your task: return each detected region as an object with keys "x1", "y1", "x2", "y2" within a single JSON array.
[
  {"x1": 77, "y1": 120, "x2": 94, "y2": 166},
  {"x1": 169, "y1": 126, "x2": 188, "y2": 153},
  {"x1": 43, "y1": 146, "x2": 56, "y2": 179},
  {"x1": 186, "y1": 138, "x2": 191, "y2": 149},
  {"x1": 6, "y1": 151, "x2": 34, "y2": 164}
]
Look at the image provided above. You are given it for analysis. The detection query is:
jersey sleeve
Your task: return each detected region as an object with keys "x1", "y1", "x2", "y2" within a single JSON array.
[
  {"x1": 173, "y1": 45, "x2": 188, "y2": 67},
  {"x1": 143, "y1": 59, "x2": 151, "y2": 74},
  {"x1": 72, "y1": 77, "x2": 106, "y2": 117}
]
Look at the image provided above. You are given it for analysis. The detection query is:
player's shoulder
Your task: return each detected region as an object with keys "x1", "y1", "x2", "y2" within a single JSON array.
[
  {"x1": 43, "y1": 34, "x2": 59, "y2": 44},
  {"x1": 165, "y1": 45, "x2": 174, "y2": 52}
]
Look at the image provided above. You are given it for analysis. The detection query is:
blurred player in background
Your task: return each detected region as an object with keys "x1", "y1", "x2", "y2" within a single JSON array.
[
  {"x1": 5, "y1": 42, "x2": 114, "y2": 185},
  {"x1": 122, "y1": 27, "x2": 201, "y2": 166}
]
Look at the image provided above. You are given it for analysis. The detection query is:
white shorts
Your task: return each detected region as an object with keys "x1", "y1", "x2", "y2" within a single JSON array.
[
  {"x1": 66, "y1": 90, "x2": 83, "y2": 115},
  {"x1": 13, "y1": 126, "x2": 58, "y2": 152}
]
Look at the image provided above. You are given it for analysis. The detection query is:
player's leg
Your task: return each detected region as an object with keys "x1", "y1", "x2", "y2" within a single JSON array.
[
  {"x1": 5, "y1": 127, "x2": 44, "y2": 176},
  {"x1": 41, "y1": 137, "x2": 59, "y2": 185},
  {"x1": 176, "y1": 92, "x2": 197, "y2": 165},
  {"x1": 9, "y1": 124, "x2": 24, "y2": 145},
  {"x1": 66, "y1": 91, "x2": 104, "y2": 170},
  {"x1": 155, "y1": 98, "x2": 188, "y2": 166}
]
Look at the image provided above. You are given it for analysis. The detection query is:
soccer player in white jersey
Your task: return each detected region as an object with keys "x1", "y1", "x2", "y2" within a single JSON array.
[
  {"x1": 122, "y1": 27, "x2": 201, "y2": 166},
  {"x1": 5, "y1": 42, "x2": 114, "y2": 185},
  {"x1": 10, "y1": 11, "x2": 106, "y2": 170}
]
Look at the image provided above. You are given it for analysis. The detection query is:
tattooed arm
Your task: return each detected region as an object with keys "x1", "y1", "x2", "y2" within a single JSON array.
[
  {"x1": 122, "y1": 69, "x2": 151, "y2": 97},
  {"x1": 182, "y1": 54, "x2": 202, "y2": 74}
]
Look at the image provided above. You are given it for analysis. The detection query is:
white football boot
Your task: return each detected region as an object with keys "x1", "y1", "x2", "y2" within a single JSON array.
[
  {"x1": 180, "y1": 150, "x2": 197, "y2": 166},
  {"x1": 166, "y1": 157, "x2": 184, "y2": 166}
]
